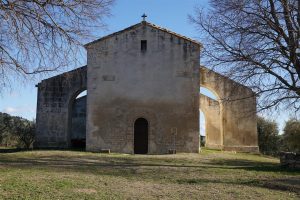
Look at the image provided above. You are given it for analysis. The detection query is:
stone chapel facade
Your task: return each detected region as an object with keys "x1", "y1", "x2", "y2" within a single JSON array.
[{"x1": 35, "y1": 21, "x2": 259, "y2": 154}]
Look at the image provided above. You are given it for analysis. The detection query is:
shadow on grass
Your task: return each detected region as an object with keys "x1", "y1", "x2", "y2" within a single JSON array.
[
  {"x1": 0, "y1": 147, "x2": 87, "y2": 154},
  {"x1": 0, "y1": 150, "x2": 298, "y2": 173},
  {"x1": 209, "y1": 158, "x2": 299, "y2": 173},
  {"x1": 176, "y1": 177, "x2": 300, "y2": 194},
  {"x1": 0, "y1": 151, "x2": 299, "y2": 195},
  {"x1": 0, "y1": 148, "x2": 29, "y2": 153}
]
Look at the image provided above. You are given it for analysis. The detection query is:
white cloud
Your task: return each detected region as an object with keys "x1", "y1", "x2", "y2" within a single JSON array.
[
  {"x1": 3, "y1": 107, "x2": 18, "y2": 114},
  {"x1": 2, "y1": 105, "x2": 36, "y2": 119}
]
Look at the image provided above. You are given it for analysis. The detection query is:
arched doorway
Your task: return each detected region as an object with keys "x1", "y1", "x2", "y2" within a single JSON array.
[
  {"x1": 69, "y1": 90, "x2": 87, "y2": 149},
  {"x1": 134, "y1": 118, "x2": 148, "y2": 154}
]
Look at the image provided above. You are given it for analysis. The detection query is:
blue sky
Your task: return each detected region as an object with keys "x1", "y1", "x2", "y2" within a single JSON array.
[
  {"x1": 0, "y1": 0, "x2": 208, "y2": 119},
  {"x1": 0, "y1": 0, "x2": 288, "y2": 133}
]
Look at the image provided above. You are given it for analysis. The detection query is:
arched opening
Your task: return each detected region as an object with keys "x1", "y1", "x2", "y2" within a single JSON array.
[
  {"x1": 199, "y1": 86, "x2": 222, "y2": 149},
  {"x1": 134, "y1": 118, "x2": 148, "y2": 154},
  {"x1": 200, "y1": 86, "x2": 218, "y2": 100},
  {"x1": 199, "y1": 109, "x2": 206, "y2": 147},
  {"x1": 70, "y1": 89, "x2": 87, "y2": 149},
  {"x1": 76, "y1": 90, "x2": 87, "y2": 99}
]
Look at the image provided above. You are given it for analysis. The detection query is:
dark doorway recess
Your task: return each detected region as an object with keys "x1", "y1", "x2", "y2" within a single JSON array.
[
  {"x1": 134, "y1": 118, "x2": 148, "y2": 154},
  {"x1": 70, "y1": 90, "x2": 87, "y2": 149}
]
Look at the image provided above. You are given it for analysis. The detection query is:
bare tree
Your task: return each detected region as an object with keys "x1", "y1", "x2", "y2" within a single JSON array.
[
  {"x1": 0, "y1": 0, "x2": 114, "y2": 90},
  {"x1": 191, "y1": 0, "x2": 300, "y2": 112}
]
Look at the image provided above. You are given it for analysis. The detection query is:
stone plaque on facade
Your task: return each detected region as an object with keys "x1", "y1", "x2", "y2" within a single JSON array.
[{"x1": 102, "y1": 75, "x2": 116, "y2": 81}]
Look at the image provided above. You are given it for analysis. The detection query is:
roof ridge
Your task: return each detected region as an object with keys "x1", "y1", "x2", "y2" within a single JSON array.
[
  {"x1": 144, "y1": 21, "x2": 201, "y2": 46},
  {"x1": 85, "y1": 21, "x2": 202, "y2": 47}
]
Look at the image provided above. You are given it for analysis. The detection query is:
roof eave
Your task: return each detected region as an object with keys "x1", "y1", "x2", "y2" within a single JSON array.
[{"x1": 84, "y1": 21, "x2": 203, "y2": 48}]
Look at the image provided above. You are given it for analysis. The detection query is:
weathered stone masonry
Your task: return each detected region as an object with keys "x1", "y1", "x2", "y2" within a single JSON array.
[
  {"x1": 200, "y1": 67, "x2": 258, "y2": 152},
  {"x1": 35, "y1": 66, "x2": 87, "y2": 148},
  {"x1": 35, "y1": 21, "x2": 259, "y2": 153},
  {"x1": 85, "y1": 21, "x2": 201, "y2": 154}
]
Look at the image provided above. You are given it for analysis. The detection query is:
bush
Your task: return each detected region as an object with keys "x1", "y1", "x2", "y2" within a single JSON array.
[
  {"x1": 0, "y1": 112, "x2": 35, "y2": 149},
  {"x1": 283, "y1": 119, "x2": 300, "y2": 153},
  {"x1": 257, "y1": 116, "x2": 280, "y2": 155}
]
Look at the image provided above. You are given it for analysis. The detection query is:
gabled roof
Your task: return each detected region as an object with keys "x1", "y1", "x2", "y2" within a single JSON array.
[{"x1": 84, "y1": 21, "x2": 202, "y2": 47}]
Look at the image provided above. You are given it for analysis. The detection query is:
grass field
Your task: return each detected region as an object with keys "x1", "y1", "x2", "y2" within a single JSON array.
[{"x1": 0, "y1": 149, "x2": 299, "y2": 200}]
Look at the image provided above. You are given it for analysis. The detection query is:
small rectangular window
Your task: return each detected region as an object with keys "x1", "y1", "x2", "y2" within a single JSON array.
[{"x1": 141, "y1": 40, "x2": 147, "y2": 52}]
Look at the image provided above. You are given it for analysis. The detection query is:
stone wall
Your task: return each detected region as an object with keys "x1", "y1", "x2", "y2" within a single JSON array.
[
  {"x1": 200, "y1": 66, "x2": 258, "y2": 152},
  {"x1": 35, "y1": 64, "x2": 258, "y2": 152},
  {"x1": 35, "y1": 22, "x2": 258, "y2": 153},
  {"x1": 86, "y1": 22, "x2": 201, "y2": 154},
  {"x1": 35, "y1": 66, "x2": 87, "y2": 148},
  {"x1": 280, "y1": 152, "x2": 300, "y2": 169}
]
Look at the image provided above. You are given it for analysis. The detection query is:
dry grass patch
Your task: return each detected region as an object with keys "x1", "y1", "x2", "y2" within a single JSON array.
[
  {"x1": 0, "y1": 149, "x2": 299, "y2": 199},
  {"x1": 75, "y1": 188, "x2": 97, "y2": 194}
]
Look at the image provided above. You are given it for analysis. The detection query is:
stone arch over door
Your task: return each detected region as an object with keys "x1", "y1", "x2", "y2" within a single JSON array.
[
  {"x1": 200, "y1": 66, "x2": 258, "y2": 152},
  {"x1": 35, "y1": 66, "x2": 87, "y2": 148},
  {"x1": 125, "y1": 109, "x2": 158, "y2": 154}
]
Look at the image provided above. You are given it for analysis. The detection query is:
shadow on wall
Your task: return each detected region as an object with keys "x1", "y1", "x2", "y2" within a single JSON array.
[{"x1": 70, "y1": 90, "x2": 87, "y2": 149}]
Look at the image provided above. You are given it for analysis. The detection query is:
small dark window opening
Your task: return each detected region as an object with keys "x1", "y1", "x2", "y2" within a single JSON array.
[{"x1": 141, "y1": 40, "x2": 147, "y2": 52}]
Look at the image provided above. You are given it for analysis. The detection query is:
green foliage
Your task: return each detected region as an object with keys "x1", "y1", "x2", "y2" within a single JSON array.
[
  {"x1": 0, "y1": 112, "x2": 35, "y2": 149},
  {"x1": 257, "y1": 116, "x2": 280, "y2": 155},
  {"x1": 0, "y1": 112, "x2": 16, "y2": 146},
  {"x1": 283, "y1": 119, "x2": 300, "y2": 153}
]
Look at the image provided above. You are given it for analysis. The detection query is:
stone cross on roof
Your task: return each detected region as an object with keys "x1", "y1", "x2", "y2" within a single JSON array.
[{"x1": 142, "y1": 13, "x2": 147, "y2": 21}]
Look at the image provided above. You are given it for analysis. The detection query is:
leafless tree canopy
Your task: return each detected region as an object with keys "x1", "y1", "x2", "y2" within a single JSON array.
[
  {"x1": 0, "y1": 0, "x2": 114, "y2": 89},
  {"x1": 191, "y1": 0, "x2": 300, "y2": 112}
]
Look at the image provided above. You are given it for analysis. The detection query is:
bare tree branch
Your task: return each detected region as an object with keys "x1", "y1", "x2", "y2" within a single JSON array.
[
  {"x1": 0, "y1": 0, "x2": 114, "y2": 91},
  {"x1": 191, "y1": 0, "x2": 300, "y2": 112}
]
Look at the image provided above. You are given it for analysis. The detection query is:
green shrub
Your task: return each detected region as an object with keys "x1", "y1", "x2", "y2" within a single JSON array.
[
  {"x1": 0, "y1": 112, "x2": 35, "y2": 149},
  {"x1": 257, "y1": 116, "x2": 280, "y2": 155},
  {"x1": 283, "y1": 119, "x2": 300, "y2": 153}
]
